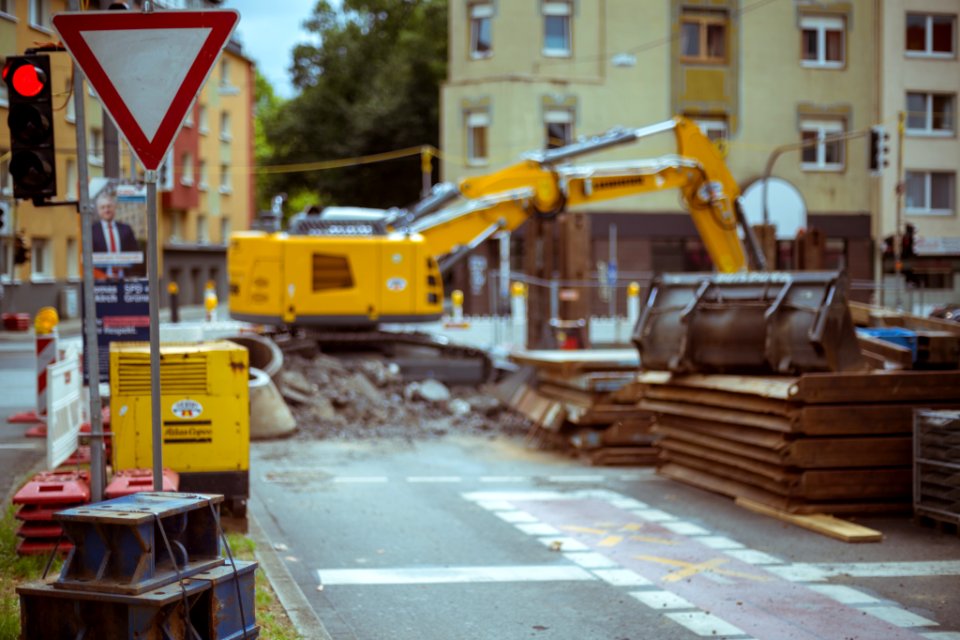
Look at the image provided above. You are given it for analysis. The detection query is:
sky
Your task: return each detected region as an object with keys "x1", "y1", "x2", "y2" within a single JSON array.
[{"x1": 225, "y1": 0, "x2": 320, "y2": 99}]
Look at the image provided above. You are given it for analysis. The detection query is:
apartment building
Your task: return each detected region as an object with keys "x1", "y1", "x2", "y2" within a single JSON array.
[
  {"x1": 0, "y1": 0, "x2": 254, "y2": 316},
  {"x1": 878, "y1": 1, "x2": 960, "y2": 309},
  {"x1": 441, "y1": 0, "x2": 957, "y2": 311}
]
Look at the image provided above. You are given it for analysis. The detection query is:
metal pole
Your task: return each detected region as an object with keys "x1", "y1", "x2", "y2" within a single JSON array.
[
  {"x1": 894, "y1": 111, "x2": 906, "y2": 311},
  {"x1": 71, "y1": 7, "x2": 105, "y2": 501},
  {"x1": 144, "y1": 171, "x2": 164, "y2": 490}
]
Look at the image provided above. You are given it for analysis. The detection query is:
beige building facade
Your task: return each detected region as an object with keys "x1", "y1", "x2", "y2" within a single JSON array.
[
  {"x1": 0, "y1": 0, "x2": 255, "y2": 316},
  {"x1": 442, "y1": 0, "x2": 958, "y2": 310}
]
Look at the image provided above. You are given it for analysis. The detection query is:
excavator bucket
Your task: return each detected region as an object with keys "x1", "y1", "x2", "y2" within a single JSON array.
[{"x1": 633, "y1": 271, "x2": 865, "y2": 375}]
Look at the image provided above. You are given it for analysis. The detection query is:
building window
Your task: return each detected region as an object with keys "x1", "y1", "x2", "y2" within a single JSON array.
[
  {"x1": 89, "y1": 128, "x2": 104, "y2": 166},
  {"x1": 544, "y1": 108, "x2": 573, "y2": 149},
  {"x1": 29, "y1": 0, "x2": 51, "y2": 30},
  {"x1": 466, "y1": 110, "x2": 490, "y2": 165},
  {"x1": 691, "y1": 116, "x2": 728, "y2": 142},
  {"x1": 184, "y1": 105, "x2": 194, "y2": 128},
  {"x1": 31, "y1": 237, "x2": 51, "y2": 280},
  {"x1": 801, "y1": 15, "x2": 845, "y2": 67},
  {"x1": 906, "y1": 171, "x2": 955, "y2": 216},
  {"x1": 198, "y1": 159, "x2": 208, "y2": 190},
  {"x1": 0, "y1": 237, "x2": 13, "y2": 281},
  {"x1": 800, "y1": 119, "x2": 845, "y2": 171},
  {"x1": 197, "y1": 215, "x2": 209, "y2": 244},
  {"x1": 543, "y1": 1, "x2": 572, "y2": 57},
  {"x1": 221, "y1": 217, "x2": 231, "y2": 243},
  {"x1": 66, "y1": 159, "x2": 78, "y2": 200},
  {"x1": 680, "y1": 9, "x2": 727, "y2": 64},
  {"x1": 220, "y1": 58, "x2": 230, "y2": 86},
  {"x1": 64, "y1": 78, "x2": 76, "y2": 123},
  {"x1": 180, "y1": 152, "x2": 194, "y2": 186},
  {"x1": 220, "y1": 111, "x2": 231, "y2": 141},
  {"x1": 0, "y1": 58, "x2": 8, "y2": 107},
  {"x1": 198, "y1": 105, "x2": 209, "y2": 134},
  {"x1": 906, "y1": 13, "x2": 955, "y2": 57},
  {"x1": 66, "y1": 237, "x2": 79, "y2": 279},
  {"x1": 469, "y1": 2, "x2": 493, "y2": 59},
  {"x1": 219, "y1": 164, "x2": 231, "y2": 194},
  {"x1": 1, "y1": 155, "x2": 12, "y2": 196},
  {"x1": 0, "y1": 1, "x2": 13, "y2": 16},
  {"x1": 906, "y1": 92, "x2": 955, "y2": 135},
  {"x1": 170, "y1": 210, "x2": 185, "y2": 242}
]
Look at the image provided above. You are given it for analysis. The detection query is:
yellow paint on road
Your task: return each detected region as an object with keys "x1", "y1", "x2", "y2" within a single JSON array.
[
  {"x1": 630, "y1": 535, "x2": 678, "y2": 546},
  {"x1": 637, "y1": 555, "x2": 771, "y2": 583},
  {"x1": 598, "y1": 536, "x2": 624, "y2": 547},
  {"x1": 561, "y1": 525, "x2": 608, "y2": 536}
]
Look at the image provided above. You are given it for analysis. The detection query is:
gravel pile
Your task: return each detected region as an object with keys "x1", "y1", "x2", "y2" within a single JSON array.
[{"x1": 276, "y1": 354, "x2": 529, "y2": 441}]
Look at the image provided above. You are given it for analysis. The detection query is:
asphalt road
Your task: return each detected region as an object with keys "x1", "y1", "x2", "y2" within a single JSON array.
[
  {"x1": 251, "y1": 435, "x2": 960, "y2": 640},
  {"x1": 0, "y1": 343, "x2": 46, "y2": 502}
]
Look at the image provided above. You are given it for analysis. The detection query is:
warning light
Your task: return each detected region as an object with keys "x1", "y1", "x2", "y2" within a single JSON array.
[{"x1": 11, "y1": 64, "x2": 46, "y2": 98}]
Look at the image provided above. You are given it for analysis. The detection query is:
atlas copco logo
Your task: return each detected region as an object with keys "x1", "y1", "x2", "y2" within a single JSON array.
[{"x1": 171, "y1": 399, "x2": 203, "y2": 419}]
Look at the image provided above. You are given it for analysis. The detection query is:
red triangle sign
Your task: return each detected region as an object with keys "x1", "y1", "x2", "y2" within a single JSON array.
[{"x1": 53, "y1": 9, "x2": 239, "y2": 171}]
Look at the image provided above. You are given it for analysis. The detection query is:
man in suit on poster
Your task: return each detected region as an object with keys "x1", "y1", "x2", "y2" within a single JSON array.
[{"x1": 91, "y1": 191, "x2": 140, "y2": 278}]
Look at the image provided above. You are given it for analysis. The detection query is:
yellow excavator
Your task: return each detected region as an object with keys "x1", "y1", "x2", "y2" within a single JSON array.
[{"x1": 229, "y1": 117, "x2": 862, "y2": 374}]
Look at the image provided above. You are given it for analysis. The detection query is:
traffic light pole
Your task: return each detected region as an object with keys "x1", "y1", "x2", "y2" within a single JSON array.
[{"x1": 70, "y1": 46, "x2": 106, "y2": 503}]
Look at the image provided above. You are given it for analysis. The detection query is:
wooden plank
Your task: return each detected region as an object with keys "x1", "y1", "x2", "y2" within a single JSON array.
[
  {"x1": 735, "y1": 497, "x2": 883, "y2": 543},
  {"x1": 857, "y1": 334, "x2": 913, "y2": 368},
  {"x1": 637, "y1": 371, "x2": 799, "y2": 401},
  {"x1": 640, "y1": 385, "x2": 792, "y2": 417},
  {"x1": 658, "y1": 463, "x2": 912, "y2": 515},
  {"x1": 536, "y1": 370, "x2": 637, "y2": 394},
  {"x1": 793, "y1": 371, "x2": 960, "y2": 404},
  {"x1": 661, "y1": 449, "x2": 911, "y2": 500},
  {"x1": 654, "y1": 419, "x2": 913, "y2": 468},
  {"x1": 850, "y1": 301, "x2": 960, "y2": 336},
  {"x1": 510, "y1": 349, "x2": 639, "y2": 374},
  {"x1": 640, "y1": 398, "x2": 792, "y2": 433}
]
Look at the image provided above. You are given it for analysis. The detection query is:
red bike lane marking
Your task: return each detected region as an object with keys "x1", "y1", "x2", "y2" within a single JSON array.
[{"x1": 513, "y1": 498, "x2": 930, "y2": 640}]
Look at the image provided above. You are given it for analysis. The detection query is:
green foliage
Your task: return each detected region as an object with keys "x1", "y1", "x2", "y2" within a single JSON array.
[{"x1": 260, "y1": 0, "x2": 448, "y2": 214}]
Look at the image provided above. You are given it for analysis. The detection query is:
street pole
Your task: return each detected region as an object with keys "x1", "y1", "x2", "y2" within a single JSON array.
[
  {"x1": 894, "y1": 111, "x2": 905, "y2": 311},
  {"x1": 71, "y1": 0, "x2": 105, "y2": 502},
  {"x1": 144, "y1": 172, "x2": 164, "y2": 491}
]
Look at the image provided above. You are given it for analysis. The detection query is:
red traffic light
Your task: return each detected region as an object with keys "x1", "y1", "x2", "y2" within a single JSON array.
[{"x1": 3, "y1": 62, "x2": 47, "y2": 98}]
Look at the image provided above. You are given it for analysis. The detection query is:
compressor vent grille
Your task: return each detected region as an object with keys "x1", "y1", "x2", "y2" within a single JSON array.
[{"x1": 115, "y1": 356, "x2": 210, "y2": 395}]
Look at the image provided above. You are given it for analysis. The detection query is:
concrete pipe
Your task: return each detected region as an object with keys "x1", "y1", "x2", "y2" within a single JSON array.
[
  {"x1": 228, "y1": 334, "x2": 283, "y2": 379},
  {"x1": 249, "y1": 367, "x2": 297, "y2": 439}
]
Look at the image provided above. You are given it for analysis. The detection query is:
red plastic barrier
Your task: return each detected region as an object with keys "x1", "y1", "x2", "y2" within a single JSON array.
[
  {"x1": 13, "y1": 471, "x2": 91, "y2": 506},
  {"x1": 16, "y1": 540, "x2": 73, "y2": 556},
  {"x1": 2, "y1": 313, "x2": 30, "y2": 332},
  {"x1": 105, "y1": 468, "x2": 180, "y2": 498},
  {"x1": 24, "y1": 424, "x2": 47, "y2": 438},
  {"x1": 7, "y1": 410, "x2": 41, "y2": 424},
  {"x1": 15, "y1": 504, "x2": 69, "y2": 522},
  {"x1": 17, "y1": 522, "x2": 63, "y2": 539}
]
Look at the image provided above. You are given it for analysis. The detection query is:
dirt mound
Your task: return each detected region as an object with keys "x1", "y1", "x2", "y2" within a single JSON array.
[{"x1": 277, "y1": 354, "x2": 530, "y2": 441}]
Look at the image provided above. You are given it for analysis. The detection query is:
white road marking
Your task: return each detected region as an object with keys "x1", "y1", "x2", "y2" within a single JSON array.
[
  {"x1": 463, "y1": 491, "x2": 563, "y2": 502},
  {"x1": 536, "y1": 537, "x2": 591, "y2": 552},
  {"x1": 593, "y1": 568, "x2": 653, "y2": 587},
  {"x1": 406, "y1": 476, "x2": 461, "y2": 483},
  {"x1": 515, "y1": 522, "x2": 561, "y2": 536},
  {"x1": 665, "y1": 611, "x2": 748, "y2": 637},
  {"x1": 608, "y1": 498, "x2": 649, "y2": 509},
  {"x1": 547, "y1": 475, "x2": 607, "y2": 483},
  {"x1": 563, "y1": 552, "x2": 619, "y2": 569},
  {"x1": 316, "y1": 565, "x2": 595, "y2": 585},
  {"x1": 770, "y1": 561, "x2": 960, "y2": 582},
  {"x1": 861, "y1": 605, "x2": 939, "y2": 628},
  {"x1": 807, "y1": 584, "x2": 883, "y2": 605},
  {"x1": 479, "y1": 476, "x2": 527, "y2": 483},
  {"x1": 0, "y1": 443, "x2": 43, "y2": 449},
  {"x1": 475, "y1": 500, "x2": 515, "y2": 511},
  {"x1": 631, "y1": 508, "x2": 677, "y2": 522},
  {"x1": 697, "y1": 536, "x2": 745, "y2": 550},
  {"x1": 631, "y1": 590, "x2": 696, "y2": 610},
  {"x1": 495, "y1": 511, "x2": 538, "y2": 524},
  {"x1": 332, "y1": 476, "x2": 388, "y2": 484},
  {"x1": 724, "y1": 549, "x2": 783, "y2": 565},
  {"x1": 661, "y1": 521, "x2": 711, "y2": 536},
  {"x1": 923, "y1": 633, "x2": 960, "y2": 639}
]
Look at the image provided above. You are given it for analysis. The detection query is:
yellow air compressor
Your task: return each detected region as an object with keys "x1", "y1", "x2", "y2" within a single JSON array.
[{"x1": 109, "y1": 340, "x2": 250, "y2": 515}]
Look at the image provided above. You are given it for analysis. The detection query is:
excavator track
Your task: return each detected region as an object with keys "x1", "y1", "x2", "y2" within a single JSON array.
[{"x1": 274, "y1": 329, "x2": 494, "y2": 385}]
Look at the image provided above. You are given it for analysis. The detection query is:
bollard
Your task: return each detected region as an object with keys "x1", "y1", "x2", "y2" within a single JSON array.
[
  {"x1": 510, "y1": 281, "x2": 527, "y2": 350},
  {"x1": 204, "y1": 279, "x2": 218, "y2": 322},
  {"x1": 626, "y1": 281, "x2": 641, "y2": 336},
  {"x1": 34, "y1": 307, "x2": 59, "y2": 420},
  {"x1": 451, "y1": 289, "x2": 464, "y2": 324},
  {"x1": 167, "y1": 281, "x2": 180, "y2": 323}
]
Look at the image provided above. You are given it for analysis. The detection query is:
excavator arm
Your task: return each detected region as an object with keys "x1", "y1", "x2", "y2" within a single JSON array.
[{"x1": 410, "y1": 117, "x2": 764, "y2": 274}]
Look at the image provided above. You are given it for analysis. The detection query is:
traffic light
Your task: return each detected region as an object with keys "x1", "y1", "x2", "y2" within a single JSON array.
[
  {"x1": 2, "y1": 55, "x2": 57, "y2": 201},
  {"x1": 868, "y1": 125, "x2": 890, "y2": 177}
]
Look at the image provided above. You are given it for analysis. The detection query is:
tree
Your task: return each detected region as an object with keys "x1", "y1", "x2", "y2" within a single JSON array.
[{"x1": 260, "y1": 0, "x2": 447, "y2": 213}]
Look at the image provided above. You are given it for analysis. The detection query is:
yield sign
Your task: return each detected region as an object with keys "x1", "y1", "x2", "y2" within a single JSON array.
[{"x1": 53, "y1": 10, "x2": 239, "y2": 171}]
